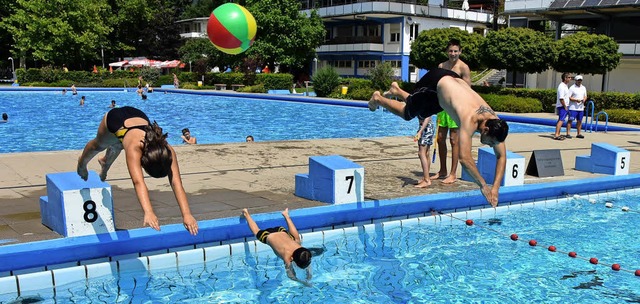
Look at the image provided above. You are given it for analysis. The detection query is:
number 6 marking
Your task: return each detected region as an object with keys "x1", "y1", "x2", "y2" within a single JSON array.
[
  {"x1": 345, "y1": 175, "x2": 354, "y2": 194},
  {"x1": 512, "y1": 164, "x2": 519, "y2": 178}
]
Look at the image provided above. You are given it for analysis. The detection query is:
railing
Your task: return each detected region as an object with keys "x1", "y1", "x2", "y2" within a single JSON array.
[
  {"x1": 584, "y1": 100, "x2": 609, "y2": 133},
  {"x1": 324, "y1": 36, "x2": 382, "y2": 44}
]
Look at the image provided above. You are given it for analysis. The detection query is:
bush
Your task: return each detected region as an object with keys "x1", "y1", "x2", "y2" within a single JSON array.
[
  {"x1": 347, "y1": 87, "x2": 375, "y2": 101},
  {"x1": 256, "y1": 73, "x2": 293, "y2": 90},
  {"x1": 101, "y1": 78, "x2": 137, "y2": 88},
  {"x1": 238, "y1": 83, "x2": 266, "y2": 93},
  {"x1": 480, "y1": 94, "x2": 543, "y2": 113},
  {"x1": 157, "y1": 75, "x2": 174, "y2": 85},
  {"x1": 312, "y1": 67, "x2": 341, "y2": 97},
  {"x1": 604, "y1": 109, "x2": 640, "y2": 125},
  {"x1": 368, "y1": 62, "x2": 394, "y2": 90},
  {"x1": 139, "y1": 67, "x2": 160, "y2": 85}
]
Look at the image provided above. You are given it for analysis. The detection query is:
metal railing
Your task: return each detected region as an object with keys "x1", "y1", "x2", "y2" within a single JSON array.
[{"x1": 584, "y1": 100, "x2": 608, "y2": 133}]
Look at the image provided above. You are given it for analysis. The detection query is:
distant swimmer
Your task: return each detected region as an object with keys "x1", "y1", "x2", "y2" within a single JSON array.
[{"x1": 0, "y1": 113, "x2": 7, "y2": 123}]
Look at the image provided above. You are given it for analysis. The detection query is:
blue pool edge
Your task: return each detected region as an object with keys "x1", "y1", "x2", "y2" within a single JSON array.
[{"x1": 1, "y1": 174, "x2": 640, "y2": 273}]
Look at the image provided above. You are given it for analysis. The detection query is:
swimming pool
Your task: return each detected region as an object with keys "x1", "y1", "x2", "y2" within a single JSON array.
[
  {"x1": 2, "y1": 188, "x2": 639, "y2": 303},
  {"x1": 0, "y1": 89, "x2": 557, "y2": 153}
]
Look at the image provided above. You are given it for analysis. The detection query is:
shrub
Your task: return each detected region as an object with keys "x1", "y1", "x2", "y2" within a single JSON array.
[
  {"x1": 312, "y1": 67, "x2": 341, "y2": 97},
  {"x1": 139, "y1": 67, "x2": 160, "y2": 85},
  {"x1": 256, "y1": 73, "x2": 293, "y2": 90},
  {"x1": 178, "y1": 72, "x2": 198, "y2": 83},
  {"x1": 157, "y1": 75, "x2": 173, "y2": 85},
  {"x1": 603, "y1": 109, "x2": 640, "y2": 125},
  {"x1": 368, "y1": 62, "x2": 394, "y2": 90},
  {"x1": 101, "y1": 78, "x2": 137, "y2": 88},
  {"x1": 347, "y1": 87, "x2": 375, "y2": 101},
  {"x1": 238, "y1": 83, "x2": 266, "y2": 93},
  {"x1": 480, "y1": 94, "x2": 543, "y2": 113}
]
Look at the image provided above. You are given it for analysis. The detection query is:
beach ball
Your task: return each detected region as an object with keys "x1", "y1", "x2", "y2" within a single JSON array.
[{"x1": 207, "y1": 3, "x2": 257, "y2": 55}]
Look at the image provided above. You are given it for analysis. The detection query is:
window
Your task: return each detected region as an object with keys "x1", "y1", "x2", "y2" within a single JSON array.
[
  {"x1": 387, "y1": 61, "x2": 402, "y2": 68},
  {"x1": 358, "y1": 60, "x2": 377, "y2": 68},
  {"x1": 332, "y1": 60, "x2": 352, "y2": 68},
  {"x1": 410, "y1": 24, "x2": 420, "y2": 41},
  {"x1": 390, "y1": 23, "x2": 400, "y2": 42},
  {"x1": 364, "y1": 25, "x2": 379, "y2": 37}
]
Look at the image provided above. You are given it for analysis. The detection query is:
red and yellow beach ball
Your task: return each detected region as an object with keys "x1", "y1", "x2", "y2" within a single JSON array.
[{"x1": 207, "y1": 3, "x2": 257, "y2": 55}]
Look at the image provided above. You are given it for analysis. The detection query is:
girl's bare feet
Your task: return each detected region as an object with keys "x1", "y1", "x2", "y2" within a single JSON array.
[
  {"x1": 98, "y1": 157, "x2": 109, "y2": 181},
  {"x1": 430, "y1": 172, "x2": 446, "y2": 180}
]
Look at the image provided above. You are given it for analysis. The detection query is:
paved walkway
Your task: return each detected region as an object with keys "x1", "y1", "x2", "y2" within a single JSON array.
[{"x1": 0, "y1": 112, "x2": 639, "y2": 245}]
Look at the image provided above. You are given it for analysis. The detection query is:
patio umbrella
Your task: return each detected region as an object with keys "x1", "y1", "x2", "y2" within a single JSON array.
[
  {"x1": 160, "y1": 60, "x2": 183, "y2": 68},
  {"x1": 108, "y1": 60, "x2": 128, "y2": 67}
]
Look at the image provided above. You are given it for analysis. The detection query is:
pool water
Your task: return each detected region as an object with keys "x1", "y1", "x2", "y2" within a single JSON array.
[
  {"x1": 8, "y1": 192, "x2": 639, "y2": 303},
  {"x1": 0, "y1": 90, "x2": 556, "y2": 153}
]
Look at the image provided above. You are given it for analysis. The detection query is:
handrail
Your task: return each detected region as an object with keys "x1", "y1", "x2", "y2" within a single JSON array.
[{"x1": 584, "y1": 99, "x2": 608, "y2": 133}]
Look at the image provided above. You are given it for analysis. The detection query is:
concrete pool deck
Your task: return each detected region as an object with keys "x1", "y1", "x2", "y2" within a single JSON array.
[{"x1": 0, "y1": 112, "x2": 639, "y2": 245}]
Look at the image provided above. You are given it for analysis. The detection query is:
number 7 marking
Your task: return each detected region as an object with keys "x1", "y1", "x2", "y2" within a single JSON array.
[{"x1": 345, "y1": 175, "x2": 354, "y2": 194}]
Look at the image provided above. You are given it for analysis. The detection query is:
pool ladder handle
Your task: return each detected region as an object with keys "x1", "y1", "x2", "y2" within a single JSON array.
[{"x1": 583, "y1": 100, "x2": 608, "y2": 133}]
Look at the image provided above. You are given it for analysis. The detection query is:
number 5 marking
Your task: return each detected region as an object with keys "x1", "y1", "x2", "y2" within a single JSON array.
[
  {"x1": 621, "y1": 156, "x2": 626, "y2": 169},
  {"x1": 345, "y1": 175, "x2": 354, "y2": 194}
]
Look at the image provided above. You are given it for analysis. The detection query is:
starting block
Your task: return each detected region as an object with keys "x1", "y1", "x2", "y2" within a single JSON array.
[
  {"x1": 461, "y1": 147, "x2": 525, "y2": 186},
  {"x1": 575, "y1": 143, "x2": 630, "y2": 175},
  {"x1": 40, "y1": 171, "x2": 115, "y2": 237},
  {"x1": 295, "y1": 155, "x2": 364, "y2": 204}
]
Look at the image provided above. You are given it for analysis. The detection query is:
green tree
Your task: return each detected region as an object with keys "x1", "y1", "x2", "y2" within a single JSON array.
[
  {"x1": 480, "y1": 27, "x2": 555, "y2": 87},
  {"x1": 409, "y1": 27, "x2": 485, "y2": 70},
  {"x1": 368, "y1": 62, "x2": 394, "y2": 91},
  {"x1": 181, "y1": 0, "x2": 226, "y2": 19},
  {"x1": 178, "y1": 38, "x2": 229, "y2": 70},
  {"x1": 245, "y1": 0, "x2": 325, "y2": 71},
  {"x1": 552, "y1": 32, "x2": 621, "y2": 75},
  {"x1": 2, "y1": 0, "x2": 112, "y2": 68}
]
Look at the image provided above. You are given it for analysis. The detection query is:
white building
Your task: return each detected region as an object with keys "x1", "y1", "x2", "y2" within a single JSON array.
[{"x1": 176, "y1": 1, "x2": 495, "y2": 82}]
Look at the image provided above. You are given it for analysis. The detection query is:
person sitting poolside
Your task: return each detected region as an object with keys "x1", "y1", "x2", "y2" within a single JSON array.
[
  {"x1": 242, "y1": 208, "x2": 312, "y2": 286},
  {"x1": 76, "y1": 106, "x2": 198, "y2": 235},
  {"x1": 246, "y1": 135, "x2": 254, "y2": 142}
]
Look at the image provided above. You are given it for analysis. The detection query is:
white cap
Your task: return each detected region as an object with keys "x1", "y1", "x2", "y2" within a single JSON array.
[{"x1": 574, "y1": 75, "x2": 583, "y2": 80}]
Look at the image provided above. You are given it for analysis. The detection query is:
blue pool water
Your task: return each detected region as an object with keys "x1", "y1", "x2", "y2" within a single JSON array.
[
  {"x1": 6, "y1": 192, "x2": 639, "y2": 303},
  {"x1": 0, "y1": 90, "x2": 556, "y2": 153}
]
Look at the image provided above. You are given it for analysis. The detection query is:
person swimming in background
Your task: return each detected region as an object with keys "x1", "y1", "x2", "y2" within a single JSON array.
[
  {"x1": 0, "y1": 113, "x2": 8, "y2": 123},
  {"x1": 71, "y1": 84, "x2": 77, "y2": 95},
  {"x1": 181, "y1": 128, "x2": 197, "y2": 145},
  {"x1": 79, "y1": 96, "x2": 85, "y2": 106},
  {"x1": 109, "y1": 100, "x2": 117, "y2": 108},
  {"x1": 62, "y1": 89, "x2": 67, "y2": 95},
  {"x1": 141, "y1": 93, "x2": 148, "y2": 100},
  {"x1": 76, "y1": 106, "x2": 199, "y2": 234}
]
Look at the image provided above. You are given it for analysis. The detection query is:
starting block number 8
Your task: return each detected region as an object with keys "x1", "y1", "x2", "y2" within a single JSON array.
[{"x1": 40, "y1": 172, "x2": 116, "y2": 237}]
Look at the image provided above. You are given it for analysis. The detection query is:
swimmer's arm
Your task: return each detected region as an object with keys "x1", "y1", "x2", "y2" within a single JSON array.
[
  {"x1": 167, "y1": 145, "x2": 198, "y2": 235},
  {"x1": 457, "y1": 128, "x2": 490, "y2": 186},
  {"x1": 491, "y1": 142, "x2": 507, "y2": 198},
  {"x1": 125, "y1": 146, "x2": 159, "y2": 231},
  {"x1": 283, "y1": 209, "x2": 301, "y2": 243},
  {"x1": 286, "y1": 263, "x2": 312, "y2": 287}
]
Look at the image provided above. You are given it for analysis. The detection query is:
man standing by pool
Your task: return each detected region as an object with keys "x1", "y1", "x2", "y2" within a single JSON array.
[
  {"x1": 369, "y1": 68, "x2": 509, "y2": 207},
  {"x1": 433, "y1": 39, "x2": 471, "y2": 184}
]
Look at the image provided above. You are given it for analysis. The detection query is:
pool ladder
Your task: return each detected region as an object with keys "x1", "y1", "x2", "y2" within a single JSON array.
[{"x1": 584, "y1": 100, "x2": 608, "y2": 133}]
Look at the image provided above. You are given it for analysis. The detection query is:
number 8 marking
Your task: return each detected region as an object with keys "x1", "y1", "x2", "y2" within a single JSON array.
[{"x1": 83, "y1": 200, "x2": 98, "y2": 223}]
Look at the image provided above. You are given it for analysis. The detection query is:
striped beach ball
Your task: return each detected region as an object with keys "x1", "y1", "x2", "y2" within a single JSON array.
[{"x1": 207, "y1": 3, "x2": 257, "y2": 55}]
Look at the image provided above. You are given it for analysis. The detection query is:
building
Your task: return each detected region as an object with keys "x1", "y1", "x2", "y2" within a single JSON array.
[
  {"x1": 504, "y1": 0, "x2": 640, "y2": 92},
  {"x1": 176, "y1": 1, "x2": 494, "y2": 82}
]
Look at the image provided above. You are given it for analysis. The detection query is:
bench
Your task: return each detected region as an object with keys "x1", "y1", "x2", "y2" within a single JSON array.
[
  {"x1": 214, "y1": 84, "x2": 226, "y2": 90},
  {"x1": 231, "y1": 84, "x2": 245, "y2": 91}
]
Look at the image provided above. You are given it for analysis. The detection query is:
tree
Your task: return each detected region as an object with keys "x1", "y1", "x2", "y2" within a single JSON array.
[
  {"x1": 245, "y1": 0, "x2": 325, "y2": 71},
  {"x1": 552, "y1": 32, "x2": 621, "y2": 75},
  {"x1": 409, "y1": 27, "x2": 485, "y2": 70},
  {"x1": 178, "y1": 38, "x2": 230, "y2": 71},
  {"x1": 479, "y1": 27, "x2": 555, "y2": 87},
  {"x1": 1, "y1": 0, "x2": 112, "y2": 69}
]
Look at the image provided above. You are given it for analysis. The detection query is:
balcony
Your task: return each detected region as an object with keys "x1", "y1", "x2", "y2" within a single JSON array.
[
  {"x1": 324, "y1": 36, "x2": 382, "y2": 44},
  {"x1": 503, "y1": 0, "x2": 554, "y2": 13}
]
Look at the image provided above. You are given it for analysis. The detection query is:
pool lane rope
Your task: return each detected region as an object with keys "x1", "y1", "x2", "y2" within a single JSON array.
[{"x1": 443, "y1": 209, "x2": 640, "y2": 277}]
